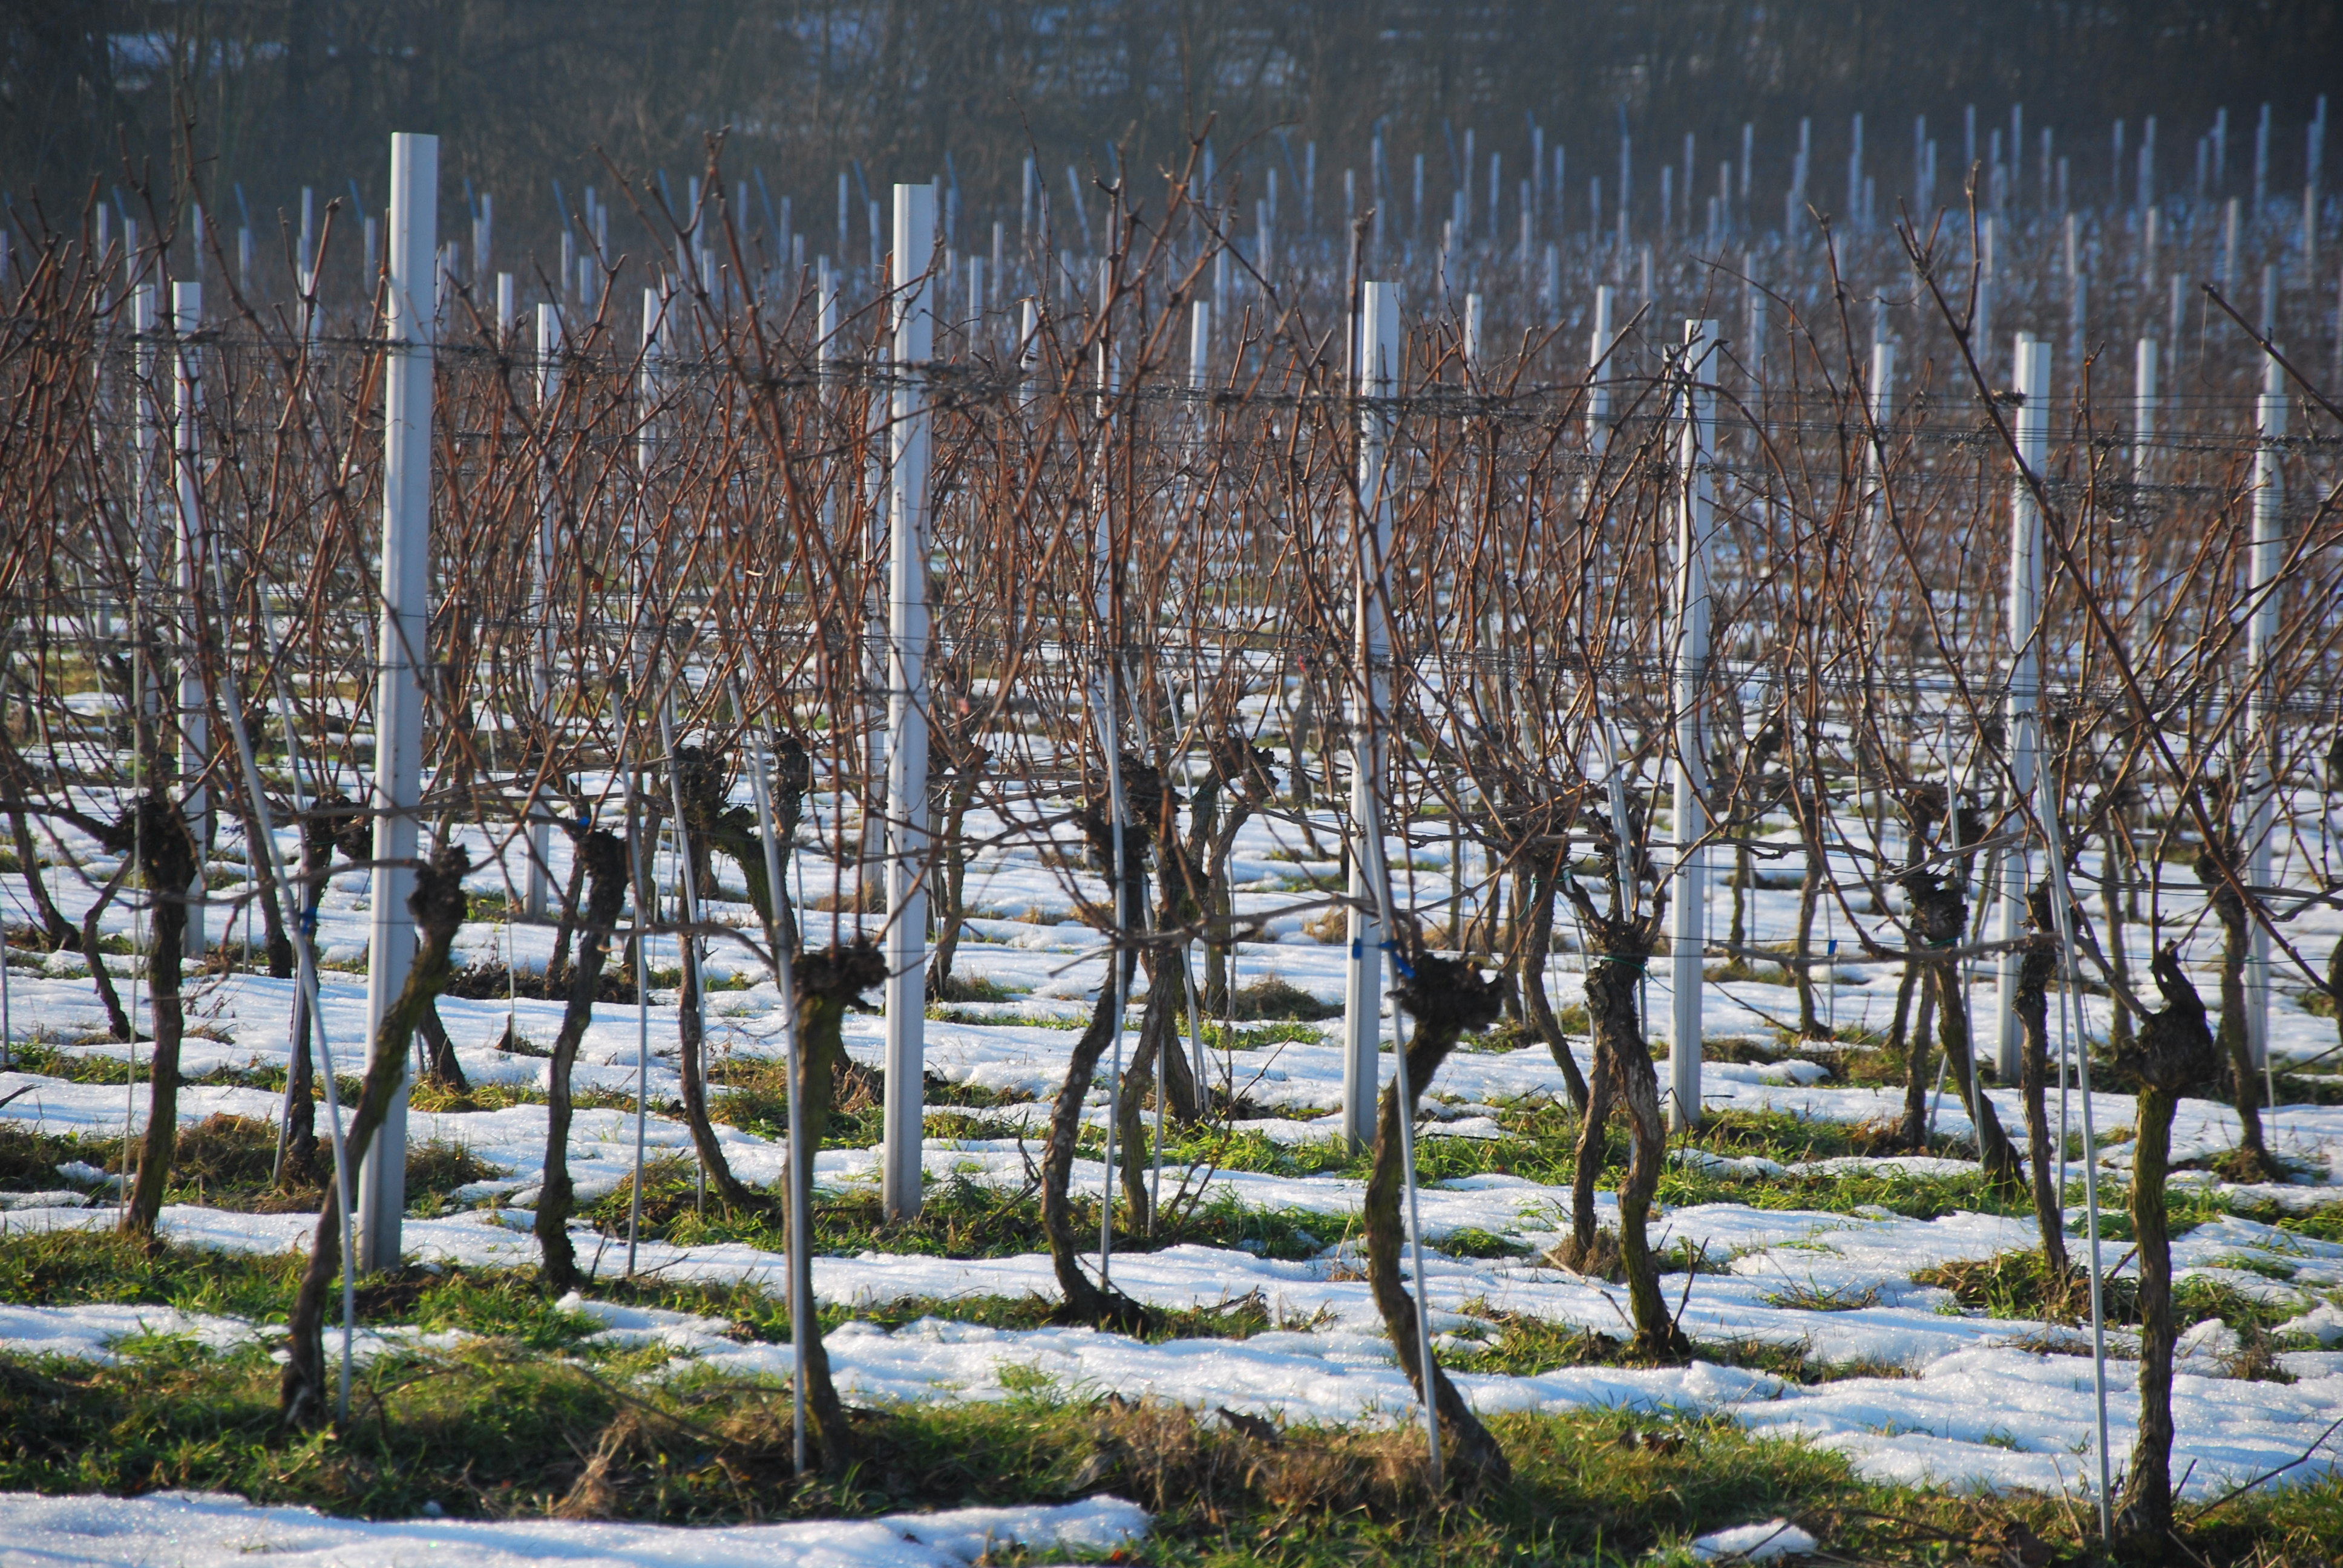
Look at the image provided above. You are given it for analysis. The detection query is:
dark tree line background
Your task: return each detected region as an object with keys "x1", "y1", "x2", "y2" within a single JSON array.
[{"x1": 4, "y1": 1, "x2": 2338, "y2": 252}]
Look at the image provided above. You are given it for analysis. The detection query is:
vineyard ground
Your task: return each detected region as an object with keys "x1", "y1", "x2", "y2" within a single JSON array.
[{"x1": 4, "y1": 793, "x2": 2343, "y2": 1563}]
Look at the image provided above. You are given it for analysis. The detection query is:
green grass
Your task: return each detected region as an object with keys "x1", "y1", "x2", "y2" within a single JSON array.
[
  {"x1": 0, "y1": 1327, "x2": 2336, "y2": 1561},
  {"x1": 2274, "y1": 1207, "x2": 2343, "y2": 1246},
  {"x1": 407, "y1": 1076, "x2": 638, "y2": 1115},
  {"x1": 926, "y1": 1005, "x2": 1090, "y2": 1028},
  {"x1": 1248, "y1": 871, "x2": 1337, "y2": 895},
  {"x1": 0, "y1": 1117, "x2": 494, "y2": 1216},
  {"x1": 1, "y1": 1113, "x2": 2341, "y2": 1560},
  {"x1": 706, "y1": 1056, "x2": 1032, "y2": 1148},
  {"x1": 931, "y1": 971, "x2": 1028, "y2": 1003},
  {"x1": 0, "y1": 1040, "x2": 359, "y2": 1097},
  {"x1": 1915, "y1": 1247, "x2": 2142, "y2": 1326},
  {"x1": 1188, "y1": 1016, "x2": 1329, "y2": 1050},
  {"x1": 0, "y1": 1229, "x2": 1320, "y2": 1353},
  {"x1": 566, "y1": 1160, "x2": 1337, "y2": 1266},
  {"x1": 1654, "y1": 1160, "x2": 2037, "y2": 1223},
  {"x1": 1224, "y1": 973, "x2": 1339, "y2": 1022},
  {"x1": 1151, "y1": 1098, "x2": 2056, "y2": 1233},
  {"x1": 2272, "y1": 1071, "x2": 2343, "y2": 1106},
  {"x1": 1443, "y1": 1306, "x2": 1907, "y2": 1386},
  {"x1": 0, "y1": 1230, "x2": 605, "y2": 1346}
]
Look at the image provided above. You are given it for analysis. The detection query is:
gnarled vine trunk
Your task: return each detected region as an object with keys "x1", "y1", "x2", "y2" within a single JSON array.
[
  {"x1": 1558, "y1": 871, "x2": 1687, "y2": 1360},
  {"x1": 706, "y1": 733, "x2": 808, "y2": 957},
  {"x1": 1116, "y1": 814, "x2": 1210, "y2": 1214},
  {"x1": 1521, "y1": 858, "x2": 1592, "y2": 1112},
  {"x1": 787, "y1": 940, "x2": 887, "y2": 1477},
  {"x1": 1901, "y1": 867, "x2": 2023, "y2": 1194},
  {"x1": 278, "y1": 805, "x2": 347, "y2": 1183},
  {"x1": 80, "y1": 858, "x2": 133, "y2": 1043},
  {"x1": 1040, "y1": 797, "x2": 1151, "y2": 1330},
  {"x1": 7, "y1": 806, "x2": 76, "y2": 952},
  {"x1": 1368, "y1": 950, "x2": 1511, "y2": 1491},
  {"x1": 1041, "y1": 970, "x2": 1149, "y2": 1327},
  {"x1": 2198, "y1": 841, "x2": 2276, "y2": 1179},
  {"x1": 663, "y1": 751, "x2": 751, "y2": 1207},
  {"x1": 925, "y1": 729, "x2": 986, "y2": 1000},
  {"x1": 123, "y1": 793, "x2": 194, "y2": 1240},
  {"x1": 1791, "y1": 789, "x2": 1825, "y2": 1037},
  {"x1": 1900, "y1": 974, "x2": 1938, "y2": 1151},
  {"x1": 1562, "y1": 1034, "x2": 1617, "y2": 1269},
  {"x1": 2011, "y1": 887, "x2": 2068, "y2": 1276},
  {"x1": 2116, "y1": 944, "x2": 2218, "y2": 1549},
  {"x1": 417, "y1": 1003, "x2": 471, "y2": 1093},
  {"x1": 537, "y1": 830, "x2": 628, "y2": 1292},
  {"x1": 280, "y1": 844, "x2": 470, "y2": 1429}
]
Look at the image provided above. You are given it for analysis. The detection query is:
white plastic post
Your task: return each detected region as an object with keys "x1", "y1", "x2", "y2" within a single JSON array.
[
  {"x1": 170, "y1": 282, "x2": 208, "y2": 960},
  {"x1": 1346, "y1": 287, "x2": 1438, "y2": 1492},
  {"x1": 860, "y1": 255, "x2": 892, "y2": 891},
  {"x1": 1976, "y1": 218, "x2": 1996, "y2": 376},
  {"x1": 356, "y1": 131, "x2": 437, "y2": 1272},
  {"x1": 816, "y1": 260, "x2": 841, "y2": 543},
  {"x1": 1340, "y1": 282, "x2": 1401, "y2": 1152},
  {"x1": 637, "y1": 287, "x2": 663, "y2": 625},
  {"x1": 623, "y1": 296, "x2": 663, "y2": 1256},
  {"x1": 1188, "y1": 299, "x2": 1210, "y2": 390},
  {"x1": 1018, "y1": 296, "x2": 1041, "y2": 399},
  {"x1": 2224, "y1": 198, "x2": 2240, "y2": 296},
  {"x1": 1587, "y1": 284, "x2": 1614, "y2": 454},
  {"x1": 1865, "y1": 339, "x2": 1896, "y2": 536},
  {"x1": 2132, "y1": 336, "x2": 2158, "y2": 486},
  {"x1": 525, "y1": 303, "x2": 562, "y2": 918},
  {"x1": 2244, "y1": 348, "x2": 2286, "y2": 1070},
  {"x1": 1671, "y1": 319, "x2": 1719, "y2": 1131},
  {"x1": 1996, "y1": 333, "x2": 2048, "y2": 1083},
  {"x1": 880, "y1": 183, "x2": 936, "y2": 1223},
  {"x1": 130, "y1": 273, "x2": 157, "y2": 540},
  {"x1": 1092, "y1": 278, "x2": 1129, "y2": 1281}
]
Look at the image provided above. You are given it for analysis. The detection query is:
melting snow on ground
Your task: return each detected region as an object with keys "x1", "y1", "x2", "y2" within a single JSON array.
[
  {"x1": 5, "y1": 798, "x2": 2343, "y2": 1524},
  {"x1": 0, "y1": 1488, "x2": 1147, "y2": 1568}
]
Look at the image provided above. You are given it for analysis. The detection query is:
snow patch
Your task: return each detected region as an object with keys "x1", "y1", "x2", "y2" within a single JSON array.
[
  {"x1": 0, "y1": 1488, "x2": 1149, "y2": 1567},
  {"x1": 1689, "y1": 1518, "x2": 1818, "y2": 1561}
]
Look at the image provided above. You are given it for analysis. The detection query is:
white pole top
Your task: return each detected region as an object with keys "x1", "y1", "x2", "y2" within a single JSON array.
[{"x1": 387, "y1": 133, "x2": 438, "y2": 346}]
